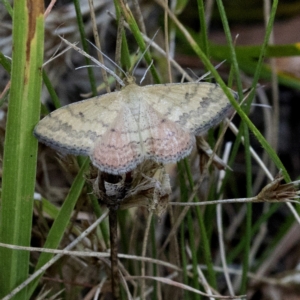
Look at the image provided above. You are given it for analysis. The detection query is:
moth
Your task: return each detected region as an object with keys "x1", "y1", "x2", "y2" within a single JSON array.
[{"x1": 34, "y1": 76, "x2": 237, "y2": 175}]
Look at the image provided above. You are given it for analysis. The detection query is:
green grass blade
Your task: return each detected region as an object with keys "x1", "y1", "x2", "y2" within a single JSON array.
[
  {"x1": 42, "y1": 69, "x2": 61, "y2": 109},
  {"x1": 0, "y1": 1, "x2": 44, "y2": 298},
  {"x1": 197, "y1": 0, "x2": 209, "y2": 55},
  {"x1": 0, "y1": 51, "x2": 11, "y2": 73},
  {"x1": 73, "y1": 0, "x2": 97, "y2": 96}
]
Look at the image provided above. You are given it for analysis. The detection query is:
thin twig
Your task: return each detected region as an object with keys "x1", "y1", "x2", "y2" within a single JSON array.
[
  {"x1": 109, "y1": 209, "x2": 120, "y2": 300},
  {"x1": 141, "y1": 211, "x2": 153, "y2": 300},
  {"x1": 115, "y1": 12, "x2": 125, "y2": 91},
  {"x1": 125, "y1": 276, "x2": 246, "y2": 299},
  {"x1": 44, "y1": 0, "x2": 57, "y2": 19}
]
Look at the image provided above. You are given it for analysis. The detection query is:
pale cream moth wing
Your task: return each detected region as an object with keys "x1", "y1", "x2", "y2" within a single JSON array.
[
  {"x1": 34, "y1": 90, "x2": 124, "y2": 156},
  {"x1": 92, "y1": 105, "x2": 144, "y2": 174},
  {"x1": 141, "y1": 82, "x2": 237, "y2": 135},
  {"x1": 137, "y1": 101, "x2": 195, "y2": 163}
]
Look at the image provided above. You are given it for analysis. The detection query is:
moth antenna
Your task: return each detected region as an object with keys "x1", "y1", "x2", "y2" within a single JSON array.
[
  {"x1": 132, "y1": 29, "x2": 159, "y2": 76},
  {"x1": 140, "y1": 60, "x2": 154, "y2": 84},
  {"x1": 59, "y1": 35, "x2": 125, "y2": 86},
  {"x1": 196, "y1": 60, "x2": 226, "y2": 82},
  {"x1": 86, "y1": 39, "x2": 127, "y2": 78}
]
